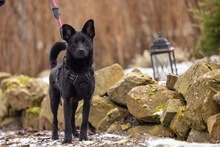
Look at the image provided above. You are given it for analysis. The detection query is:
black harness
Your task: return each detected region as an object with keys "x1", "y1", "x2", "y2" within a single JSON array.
[{"x1": 56, "y1": 57, "x2": 94, "y2": 98}]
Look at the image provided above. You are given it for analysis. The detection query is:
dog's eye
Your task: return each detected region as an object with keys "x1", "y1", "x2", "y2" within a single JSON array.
[{"x1": 74, "y1": 40, "x2": 78, "y2": 44}]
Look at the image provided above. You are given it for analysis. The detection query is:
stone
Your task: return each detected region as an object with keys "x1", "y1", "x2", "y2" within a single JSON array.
[
  {"x1": 175, "y1": 61, "x2": 220, "y2": 131},
  {"x1": 127, "y1": 84, "x2": 175, "y2": 123},
  {"x1": 39, "y1": 94, "x2": 64, "y2": 130},
  {"x1": 0, "y1": 72, "x2": 11, "y2": 83},
  {"x1": 7, "y1": 88, "x2": 32, "y2": 110},
  {"x1": 28, "y1": 78, "x2": 49, "y2": 104},
  {"x1": 76, "y1": 95, "x2": 117, "y2": 130},
  {"x1": 120, "y1": 123, "x2": 132, "y2": 131},
  {"x1": 97, "y1": 107, "x2": 129, "y2": 132},
  {"x1": 1, "y1": 75, "x2": 48, "y2": 110},
  {"x1": 21, "y1": 107, "x2": 40, "y2": 129},
  {"x1": 0, "y1": 89, "x2": 9, "y2": 123},
  {"x1": 37, "y1": 70, "x2": 50, "y2": 78},
  {"x1": 94, "y1": 63, "x2": 124, "y2": 96},
  {"x1": 1, "y1": 75, "x2": 31, "y2": 92},
  {"x1": 174, "y1": 60, "x2": 220, "y2": 96},
  {"x1": 207, "y1": 113, "x2": 220, "y2": 143},
  {"x1": 213, "y1": 92, "x2": 220, "y2": 105},
  {"x1": 108, "y1": 68, "x2": 156, "y2": 106},
  {"x1": 166, "y1": 73, "x2": 178, "y2": 90},
  {"x1": 169, "y1": 106, "x2": 190, "y2": 140},
  {"x1": 160, "y1": 99, "x2": 184, "y2": 127},
  {"x1": 106, "y1": 123, "x2": 121, "y2": 133},
  {"x1": 187, "y1": 129, "x2": 210, "y2": 143},
  {"x1": 149, "y1": 125, "x2": 174, "y2": 138},
  {"x1": 89, "y1": 96, "x2": 117, "y2": 129},
  {"x1": 183, "y1": 69, "x2": 220, "y2": 131},
  {"x1": 128, "y1": 125, "x2": 174, "y2": 138},
  {"x1": 0, "y1": 117, "x2": 22, "y2": 131}
]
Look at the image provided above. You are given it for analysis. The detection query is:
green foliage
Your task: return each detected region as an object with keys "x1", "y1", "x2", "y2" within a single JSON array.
[{"x1": 194, "y1": 0, "x2": 220, "y2": 57}]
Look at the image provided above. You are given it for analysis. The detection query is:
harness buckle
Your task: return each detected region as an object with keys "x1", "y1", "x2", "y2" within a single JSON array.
[{"x1": 65, "y1": 70, "x2": 70, "y2": 79}]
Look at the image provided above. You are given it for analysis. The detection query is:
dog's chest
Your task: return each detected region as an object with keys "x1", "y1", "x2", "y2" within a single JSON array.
[{"x1": 56, "y1": 65, "x2": 94, "y2": 99}]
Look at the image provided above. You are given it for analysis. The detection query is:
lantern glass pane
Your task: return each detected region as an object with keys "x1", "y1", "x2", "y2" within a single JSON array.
[{"x1": 152, "y1": 53, "x2": 172, "y2": 81}]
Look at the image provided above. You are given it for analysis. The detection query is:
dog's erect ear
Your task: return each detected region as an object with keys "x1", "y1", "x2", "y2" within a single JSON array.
[
  {"x1": 82, "y1": 19, "x2": 95, "y2": 39},
  {"x1": 61, "y1": 24, "x2": 76, "y2": 41}
]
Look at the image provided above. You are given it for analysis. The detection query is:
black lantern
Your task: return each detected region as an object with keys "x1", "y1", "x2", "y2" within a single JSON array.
[{"x1": 150, "y1": 33, "x2": 177, "y2": 81}]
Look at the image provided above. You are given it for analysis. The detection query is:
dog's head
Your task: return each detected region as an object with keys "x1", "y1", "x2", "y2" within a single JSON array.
[{"x1": 61, "y1": 19, "x2": 95, "y2": 59}]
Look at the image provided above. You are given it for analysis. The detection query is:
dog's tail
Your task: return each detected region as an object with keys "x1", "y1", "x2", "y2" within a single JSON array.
[{"x1": 49, "y1": 41, "x2": 67, "y2": 69}]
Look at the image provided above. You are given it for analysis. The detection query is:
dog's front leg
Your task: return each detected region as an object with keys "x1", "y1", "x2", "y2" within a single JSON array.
[
  {"x1": 71, "y1": 101, "x2": 79, "y2": 137},
  {"x1": 62, "y1": 98, "x2": 73, "y2": 144},
  {"x1": 80, "y1": 99, "x2": 91, "y2": 141}
]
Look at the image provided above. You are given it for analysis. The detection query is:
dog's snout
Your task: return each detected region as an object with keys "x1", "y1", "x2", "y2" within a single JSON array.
[{"x1": 79, "y1": 48, "x2": 84, "y2": 52}]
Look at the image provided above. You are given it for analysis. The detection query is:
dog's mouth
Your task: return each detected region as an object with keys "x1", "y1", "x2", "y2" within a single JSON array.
[
  {"x1": 77, "y1": 53, "x2": 86, "y2": 58},
  {"x1": 75, "y1": 50, "x2": 88, "y2": 59}
]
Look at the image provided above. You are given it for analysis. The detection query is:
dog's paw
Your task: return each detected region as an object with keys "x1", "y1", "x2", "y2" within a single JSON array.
[
  {"x1": 79, "y1": 134, "x2": 88, "y2": 141},
  {"x1": 62, "y1": 134, "x2": 72, "y2": 144},
  {"x1": 62, "y1": 139, "x2": 72, "y2": 144},
  {"x1": 72, "y1": 131, "x2": 79, "y2": 138},
  {"x1": 52, "y1": 133, "x2": 58, "y2": 140}
]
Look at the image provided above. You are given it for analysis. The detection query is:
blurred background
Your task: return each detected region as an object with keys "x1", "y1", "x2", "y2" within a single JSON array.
[{"x1": 0, "y1": 0, "x2": 219, "y2": 76}]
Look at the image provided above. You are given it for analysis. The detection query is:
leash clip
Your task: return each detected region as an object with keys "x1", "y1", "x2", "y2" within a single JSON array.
[{"x1": 51, "y1": 6, "x2": 60, "y2": 19}]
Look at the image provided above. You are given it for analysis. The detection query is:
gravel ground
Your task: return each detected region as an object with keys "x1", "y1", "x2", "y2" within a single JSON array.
[
  {"x1": 1, "y1": 129, "x2": 220, "y2": 147},
  {"x1": 0, "y1": 129, "x2": 155, "y2": 147}
]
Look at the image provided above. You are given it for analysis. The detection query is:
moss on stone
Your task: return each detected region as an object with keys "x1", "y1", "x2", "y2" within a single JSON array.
[
  {"x1": 151, "y1": 115, "x2": 161, "y2": 123},
  {"x1": 148, "y1": 85, "x2": 158, "y2": 97},
  {"x1": 26, "y1": 107, "x2": 40, "y2": 116},
  {"x1": 30, "y1": 99, "x2": 42, "y2": 107},
  {"x1": 31, "y1": 92, "x2": 36, "y2": 97},
  {"x1": 205, "y1": 63, "x2": 213, "y2": 70},
  {"x1": 149, "y1": 104, "x2": 166, "y2": 123},
  {"x1": 134, "y1": 96, "x2": 141, "y2": 101},
  {"x1": 170, "y1": 123, "x2": 177, "y2": 133},
  {"x1": 187, "y1": 84, "x2": 191, "y2": 90},
  {"x1": 153, "y1": 104, "x2": 166, "y2": 114},
  {"x1": 6, "y1": 75, "x2": 30, "y2": 88},
  {"x1": 106, "y1": 108, "x2": 115, "y2": 117},
  {"x1": 5, "y1": 75, "x2": 30, "y2": 95},
  {"x1": 177, "y1": 106, "x2": 186, "y2": 121},
  {"x1": 142, "y1": 104, "x2": 149, "y2": 108}
]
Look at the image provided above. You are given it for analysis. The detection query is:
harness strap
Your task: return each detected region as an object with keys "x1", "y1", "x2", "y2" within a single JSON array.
[
  {"x1": 56, "y1": 57, "x2": 94, "y2": 88},
  {"x1": 63, "y1": 66, "x2": 93, "y2": 86},
  {"x1": 55, "y1": 65, "x2": 62, "y2": 88}
]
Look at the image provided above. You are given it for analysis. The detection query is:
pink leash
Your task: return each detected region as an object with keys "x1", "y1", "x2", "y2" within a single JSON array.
[{"x1": 51, "y1": 0, "x2": 62, "y2": 28}]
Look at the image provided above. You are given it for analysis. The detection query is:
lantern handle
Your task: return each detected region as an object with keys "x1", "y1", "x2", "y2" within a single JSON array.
[{"x1": 158, "y1": 32, "x2": 163, "y2": 38}]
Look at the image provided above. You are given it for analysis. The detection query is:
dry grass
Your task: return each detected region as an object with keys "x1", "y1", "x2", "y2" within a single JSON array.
[{"x1": 0, "y1": 0, "x2": 200, "y2": 76}]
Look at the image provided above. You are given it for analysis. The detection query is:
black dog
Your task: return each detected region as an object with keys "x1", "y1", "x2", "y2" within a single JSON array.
[{"x1": 49, "y1": 19, "x2": 95, "y2": 143}]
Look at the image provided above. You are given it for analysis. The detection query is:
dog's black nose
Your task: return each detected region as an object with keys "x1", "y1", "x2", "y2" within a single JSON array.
[{"x1": 79, "y1": 48, "x2": 84, "y2": 52}]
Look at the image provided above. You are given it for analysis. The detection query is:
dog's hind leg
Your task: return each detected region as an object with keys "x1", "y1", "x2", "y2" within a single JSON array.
[
  {"x1": 49, "y1": 87, "x2": 60, "y2": 140},
  {"x1": 71, "y1": 101, "x2": 79, "y2": 137},
  {"x1": 79, "y1": 98, "x2": 91, "y2": 141}
]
